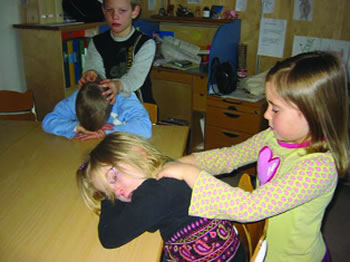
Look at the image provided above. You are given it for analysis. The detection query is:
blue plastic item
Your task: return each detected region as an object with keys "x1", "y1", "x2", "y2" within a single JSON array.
[
  {"x1": 208, "y1": 19, "x2": 241, "y2": 93},
  {"x1": 133, "y1": 19, "x2": 160, "y2": 38}
]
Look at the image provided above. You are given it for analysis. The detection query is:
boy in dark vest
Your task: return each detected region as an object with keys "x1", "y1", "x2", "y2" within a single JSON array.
[{"x1": 79, "y1": 0, "x2": 156, "y2": 105}]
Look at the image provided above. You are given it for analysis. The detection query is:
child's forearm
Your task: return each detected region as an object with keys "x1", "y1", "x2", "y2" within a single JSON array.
[{"x1": 178, "y1": 154, "x2": 196, "y2": 165}]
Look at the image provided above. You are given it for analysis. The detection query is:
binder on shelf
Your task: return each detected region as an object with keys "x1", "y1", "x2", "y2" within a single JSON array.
[
  {"x1": 73, "y1": 39, "x2": 81, "y2": 85},
  {"x1": 79, "y1": 38, "x2": 86, "y2": 73},
  {"x1": 46, "y1": 0, "x2": 56, "y2": 23},
  {"x1": 62, "y1": 40, "x2": 70, "y2": 88},
  {"x1": 54, "y1": 0, "x2": 64, "y2": 23},
  {"x1": 22, "y1": 0, "x2": 62, "y2": 24},
  {"x1": 37, "y1": 0, "x2": 48, "y2": 24},
  {"x1": 67, "y1": 40, "x2": 76, "y2": 88},
  {"x1": 61, "y1": 30, "x2": 85, "y2": 40}
]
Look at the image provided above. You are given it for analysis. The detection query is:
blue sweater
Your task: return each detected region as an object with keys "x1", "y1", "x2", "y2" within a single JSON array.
[{"x1": 42, "y1": 91, "x2": 152, "y2": 139}]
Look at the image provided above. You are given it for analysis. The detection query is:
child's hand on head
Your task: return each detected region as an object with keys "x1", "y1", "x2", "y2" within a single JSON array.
[
  {"x1": 99, "y1": 79, "x2": 123, "y2": 105},
  {"x1": 78, "y1": 70, "x2": 98, "y2": 87},
  {"x1": 157, "y1": 161, "x2": 201, "y2": 189}
]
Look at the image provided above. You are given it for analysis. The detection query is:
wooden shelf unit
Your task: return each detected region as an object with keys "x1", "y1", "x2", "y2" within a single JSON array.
[
  {"x1": 13, "y1": 22, "x2": 106, "y2": 121},
  {"x1": 148, "y1": 15, "x2": 234, "y2": 26}
]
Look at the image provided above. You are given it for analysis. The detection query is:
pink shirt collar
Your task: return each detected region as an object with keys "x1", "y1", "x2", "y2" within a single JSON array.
[{"x1": 277, "y1": 139, "x2": 310, "y2": 148}]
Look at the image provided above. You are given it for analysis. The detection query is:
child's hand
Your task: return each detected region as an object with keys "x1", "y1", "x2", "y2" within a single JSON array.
[
  {"x1": 74, "y1": 123, "x2": 114, "y2": 141},
  {"x1": 74, "y1": 129, "x2": 106, "y2": 141},
  {"x1": 157, "y1": 161, "x2": 201, "y2": 188},
  {"x1": 79, "y1": 70, "x2": 98, "y2": 87},
  {"x1": 99, "y1": 79, "x2": 123, "y2": 105}
]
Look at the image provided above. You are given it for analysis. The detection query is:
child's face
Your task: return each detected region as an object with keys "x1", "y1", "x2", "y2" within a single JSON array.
[
  {"x1": 264, "y1": 82, "x2": 310, "y2": 144},
  {"x1": 102, "y1": 0, "x2": 140, "y2": 37},
  {"x1": 92, "y1": 163, "x2": 146, "y2": 202}
]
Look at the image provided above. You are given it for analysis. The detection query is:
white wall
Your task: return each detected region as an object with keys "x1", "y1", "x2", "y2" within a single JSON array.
[{"x1": 0, "y1": 0, "x2": 27, "y2": 92}]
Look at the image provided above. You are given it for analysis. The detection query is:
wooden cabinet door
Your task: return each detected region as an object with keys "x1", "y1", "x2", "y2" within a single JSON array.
[
  {"x1": 192, "y1": 75, "x2": 208, "y2": 112},
  {"x1": 151, "y1": 72, "x2": 193, "y2": 124}
]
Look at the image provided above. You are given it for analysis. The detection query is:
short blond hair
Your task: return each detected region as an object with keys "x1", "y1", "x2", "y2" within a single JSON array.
[
  {"x1": 102, "y1": 0, "x2": 140, "y2": 9},
  {"x1": 77, "y1": 132, "x2": 172, "y2": 214}
]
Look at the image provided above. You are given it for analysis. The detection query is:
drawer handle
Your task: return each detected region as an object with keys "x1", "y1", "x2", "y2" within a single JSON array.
[
  {"x1": 224, "y1": 112, "x2": 240, "y2": 118},
  {"x1": 227, "y1": 106, "x2": 237, "y2": 111},
  {"x1": 222, "y1": 132, "x2": 239, "y2": 138},
  {"x1": 223, "y1": 99, "x2": 241, "y2": 105}
]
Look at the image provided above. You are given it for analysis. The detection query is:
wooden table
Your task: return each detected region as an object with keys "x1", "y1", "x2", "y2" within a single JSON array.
[{"x1": 0, "y1": 120, "x2": 189, "y2": 262}]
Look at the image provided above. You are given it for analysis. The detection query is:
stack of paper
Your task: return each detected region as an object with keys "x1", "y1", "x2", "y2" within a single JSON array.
[{"x1": 160, "y1": 36, "x2": 202, "y2": 65}]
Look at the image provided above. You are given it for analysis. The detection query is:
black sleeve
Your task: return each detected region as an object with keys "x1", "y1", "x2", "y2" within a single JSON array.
[{"x1": 98, "y1": 179, "x2": 169, "y2": 248}]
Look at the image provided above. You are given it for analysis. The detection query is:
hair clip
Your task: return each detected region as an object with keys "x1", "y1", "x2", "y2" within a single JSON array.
[{"x1": 79, "y1": 163, "x2": 87, "y2": 170}]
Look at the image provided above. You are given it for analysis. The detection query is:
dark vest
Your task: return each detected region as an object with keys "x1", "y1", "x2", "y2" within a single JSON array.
[{"x1": 93, "y1": 30, "x2": 155, "y2": 104}]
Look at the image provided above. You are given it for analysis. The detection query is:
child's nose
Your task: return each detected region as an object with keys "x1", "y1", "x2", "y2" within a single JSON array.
[
  {"x1": 116, "y1": 187, "x2": 125, "y2": 197},
  {"x1": 112, "y1": 11, "x2": 119, "y2": 19},
  {"x1": 264, "y1": 106, "x2": 271, "y2": 120}
]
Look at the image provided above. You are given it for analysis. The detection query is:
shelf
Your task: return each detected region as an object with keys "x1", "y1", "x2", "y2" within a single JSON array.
[
  {"x1": 13, "y1": 21, "x2": 107, "y2": 32},
  {"x1": 148, "y1": 15, "x2": 235, "y2": 26}
]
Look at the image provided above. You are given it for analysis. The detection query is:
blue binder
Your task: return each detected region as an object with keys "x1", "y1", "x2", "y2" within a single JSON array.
[
  {"x1": 62, "y1": 40, "x2": 70, "y2": 88},
  {"x1": 73, "y1": 39, "x2": 81, "y2": 85}
]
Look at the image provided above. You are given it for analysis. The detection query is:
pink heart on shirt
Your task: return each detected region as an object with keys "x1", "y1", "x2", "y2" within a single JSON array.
[{"x1": 257, "y1": 146, "x2": 280, "y2": 185}]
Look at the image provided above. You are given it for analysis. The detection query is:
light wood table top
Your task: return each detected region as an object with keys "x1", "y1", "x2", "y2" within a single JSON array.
[{"x1": 0, "y1": 120, "x2": 189, "y2": 262}]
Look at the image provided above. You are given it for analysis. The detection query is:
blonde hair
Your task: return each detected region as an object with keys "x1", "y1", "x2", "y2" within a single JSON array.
[
  {"x1": 102, "y1": 0, "x2": 140, "y2": 9},
  {"x1": 77, "y1": 132, "x2": 172, "y2": 214},
  {"x1": 266, "y1": 51, "x2": 349, "y2": 176}
]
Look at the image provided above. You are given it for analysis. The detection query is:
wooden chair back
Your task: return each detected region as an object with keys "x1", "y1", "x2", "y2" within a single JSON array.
[
  {"x1": 0, "y1": 90, "x2": 36, "y2": 121},
  {"x1": 142, "y1": 102, "x2": 158, "y2": 124},
  {"x1": 234, "y1": 173, "x2": 268, "y2": 262}
]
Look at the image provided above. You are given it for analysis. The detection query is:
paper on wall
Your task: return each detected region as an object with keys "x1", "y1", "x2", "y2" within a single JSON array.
[
  {"x1": 292, "y1": 35, "x2": 350, "y2": 81},
  {"x1": 235, "y1": 0, "x2": 248, "y2": 12},
  {"x1": 293, "y1": 0, "x2": 313, "y2": 21},
  {"x1": 148, "y1": 0, "x2": 156, "y2": 11},
  {"x1": 258, "y1": 18, "x2": 287, "y2": 58},
  {"x1": 263, "y1": 0, "x2": 275, "y2": 14}
]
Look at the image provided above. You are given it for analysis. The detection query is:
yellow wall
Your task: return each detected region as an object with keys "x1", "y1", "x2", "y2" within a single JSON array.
[{"x1": 141, "y1": 0, "x2": 350, "y2": 75}]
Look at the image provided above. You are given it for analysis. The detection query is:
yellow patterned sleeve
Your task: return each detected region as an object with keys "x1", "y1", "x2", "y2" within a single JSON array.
[
  {"x1": 193, "y1": 130, "x2": 268, "y2": 175},
  {"x1": 189, "y1": 153, "x2": 337, "y2": 222}
]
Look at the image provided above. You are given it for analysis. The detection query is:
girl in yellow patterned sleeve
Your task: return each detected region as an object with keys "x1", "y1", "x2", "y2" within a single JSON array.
[{"x1": 158, "y1": 51, "x2": 349, "y2": 262}]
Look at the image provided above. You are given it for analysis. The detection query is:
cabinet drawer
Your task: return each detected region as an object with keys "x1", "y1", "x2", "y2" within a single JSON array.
[
  {"x1": 205, "y1": 125, "x2": 252, "y2": 150},
  {"x1": 206, "y1": 106, "x2": 262, "y2": 133},
  {"x1": 151, "y1": 69, "x2": 193, "y2": 84},
  {"x1": 207, "y1": 96, "x2": 265, "y2": 114}
]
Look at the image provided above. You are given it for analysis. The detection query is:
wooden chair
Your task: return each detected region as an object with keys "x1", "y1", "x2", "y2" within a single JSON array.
[
  {"x1": 0, "y1": 90, "x2": 36, "y2": 121},
  {"x1": 234, "y1": 173, "x2": 268, "y2": 262},
  {"x1": 142, "y1": 102, "x2": 158, "y2": 124}
]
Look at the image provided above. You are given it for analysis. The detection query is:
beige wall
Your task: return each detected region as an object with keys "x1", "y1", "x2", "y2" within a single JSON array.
[{"x1": 141, "y1": 0, "x2": 350, "y2": 75}]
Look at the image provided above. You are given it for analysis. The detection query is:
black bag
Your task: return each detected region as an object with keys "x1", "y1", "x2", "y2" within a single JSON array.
[
  {"x1": 62, "y1": 0, "x2": 105, "y2": 23},
  {"x1": 210, "y1": 57, "x2": 237, "y2": 95}
]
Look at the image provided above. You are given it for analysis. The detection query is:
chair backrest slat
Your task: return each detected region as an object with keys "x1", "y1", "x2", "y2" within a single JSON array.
[
  {"x1": 142, "y1": 102, "x2": 158, "y2": 124},
  {"x1": 0, "y1": 90, "x2": 36, "y2": 121},
  {"x1": 234, "y1": 173, "x2": 268, "y2": 262}
]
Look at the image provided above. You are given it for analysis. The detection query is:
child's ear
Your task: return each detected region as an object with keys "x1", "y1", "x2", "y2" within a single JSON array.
[
  {"x1": 131, "y1": 5, "x2": 141, "y2": 19},
  {"x1": 106, "y1": 168, "x2": 118, "y2": 184}
]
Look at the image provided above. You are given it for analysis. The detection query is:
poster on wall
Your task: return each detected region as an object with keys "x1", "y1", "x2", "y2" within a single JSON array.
[
  {"x1": 263, "y1": 0, "x2": 275, "y2": 14},
  {"x1": 293, "y1": 35, "x2": 350, "y2": 81},
  {"x1": 293, "y1": 0, "x2": 314, "y2": 21},
  {"x1": 257, "y1": 18, "x2": 287, "y2": 58},
  {"x1": 235, "y1": 0, "x2": 248, "y2": 12}
]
